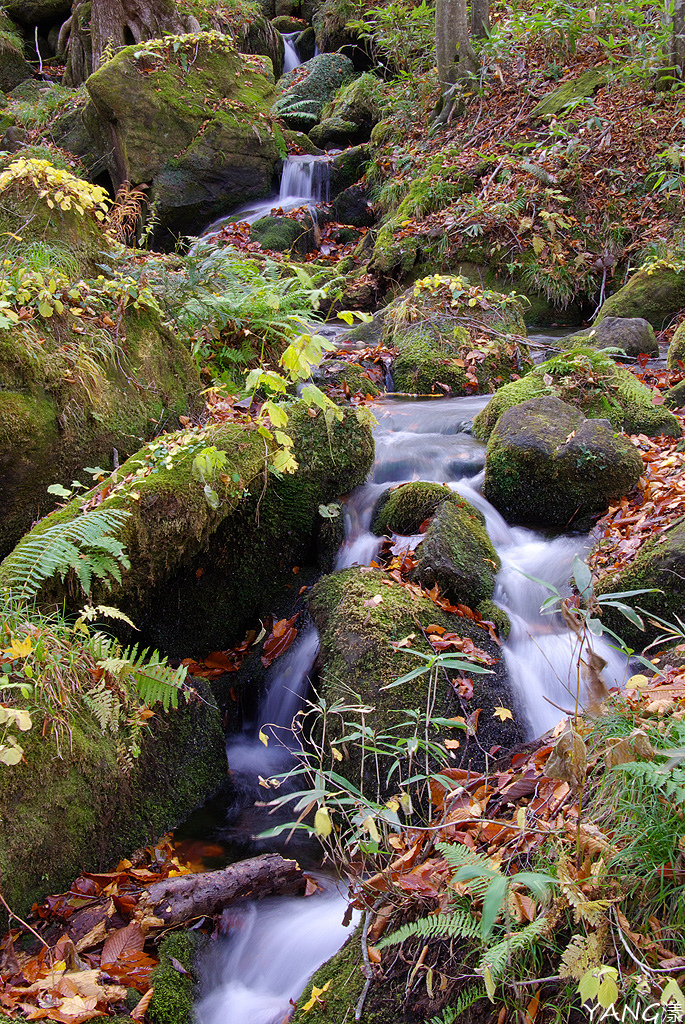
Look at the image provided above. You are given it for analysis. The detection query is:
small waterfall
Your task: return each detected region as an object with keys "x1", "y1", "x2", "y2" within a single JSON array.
[
  {"x1": 260, "y1": 623, "x2": 319, "y2": 737},
  {"x1": 282, "y1": 32, "x2": 300, "y2": 74},
  {"x1": 279, "y1": 154, "x2": 331, "y2": 206}
]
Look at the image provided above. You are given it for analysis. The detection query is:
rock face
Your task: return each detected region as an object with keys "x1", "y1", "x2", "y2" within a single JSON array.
[
  {"x1": 85, "y1": 34, "x2": 281, "y2": 245},
  {"x1": 272, "y1": 52, "x2": 355, "y2": 131},
  {"x1": 483, "y1": 397, "x2": 643, "y2": 529},
  {"x1": 596, "y1": 519, "x2": 685, "y2": 651},
  {"x1": 309, "y1": 567, "x2": 523, "y2": 781},
  {"x1": 596, "y1": 265, "x2": 685, "y2": 328},
  {"x1": 474, "y1": 348, "x2": 681, "y2": 440},
  {"x1": 564, "y1": 316, "x2": 658, "y2": 358},
  {"x1": 2, "y1": 405, "x2": 374, "y2": 656}
]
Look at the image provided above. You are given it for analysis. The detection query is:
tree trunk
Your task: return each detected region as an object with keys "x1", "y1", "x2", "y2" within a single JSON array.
[
  {"x1": 471, "y1": 0, "x2": 489, "y2": 40},
  {"x1": 138, "y1": 854, "x2": 307, "y2": 925},
  {"x1": 432, "y1": 0, "x2": 477, "y2": 125},
  {"x1": 670, "y1": 0, "x2": 685, "y2": 80},
  {"x1": 64, "y1": 0, "x2": 190, "y2": 85}
]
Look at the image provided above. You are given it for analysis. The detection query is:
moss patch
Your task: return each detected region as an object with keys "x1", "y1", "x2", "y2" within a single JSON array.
[
  {"x1": 473, "y1": 348, "x2": 681, "y2": 440},
  {"x1": 413, "y1": 498, "x2": 501, "y2": 605},
  {"x1": 371, "y1": 481, "x2": 458, "y2": 536},
  {"x1": 595, "y1": 264, "x2": 685, "y2": 329},
  {"x1": 148, "y1": 931, "x2": 207, "y2": 1024}
]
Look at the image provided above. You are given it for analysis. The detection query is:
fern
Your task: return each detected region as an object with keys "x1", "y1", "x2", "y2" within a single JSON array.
[
  {"x1": 477, "y1": 918, "x2": 548, "y2": 979},
  {"x1": 376, "y1": 905, "x2": 482, "y2": 948},
  {"x1": 614, "y1": 760, "x2": 685, "y2": 805},
  {"x1": 83, "y1": 681, "x2": 120, "y2": 734},
  {"x1": 0, "y1": 508, "x2": 131, "y2": 600},
  {"x1": 438, "y1": 843, "x2": 499, "y2": 900},
  {"x1": 429, "y1": 984, "x2": 486, "y2": 1023},
  {"x1": 90, "y1": 633, "x2": 190, "y2": 712}
]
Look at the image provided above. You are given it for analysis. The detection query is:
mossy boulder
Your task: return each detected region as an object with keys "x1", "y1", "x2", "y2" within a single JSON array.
[
  {"x1": 2, "y1": 0, "x2": 70, "y2": 23},
  {"x1": 310, "y1": 72, "x2": 384, "y2": 147},
  {"x1": 0, "y1": 679, "x2": 226, "y2": 921},
  {"x1": 295, "y1": 25, "x2": 316, "y2": 61},
  {"x1": 309, "y1": 115, "x2": 360, "y2": 148},
  {"x1": 530, "y1": 67, "x2": 607, "y2": 118},
  {"x1": 85, "y1": 34, "x2": 281, "y2": 246},
  {"x1": 385, "y1": 276, "x2": 531, "y2": 396},
  {"x1": 236, "y1": 15, "x2": 285, "y2": 78},
  {"x1": 0, "y1": 45, "x2": 32, "y2": 93},
  {"x1": 272, "y1": 52, "x2": 356, "y2": 131},
  {"x1": 333, "y1": 184, "x2": 374, "y2": 227},
  {"x1": 664, "y1": 379, "x2": 685, "y2": 408},
  {"x1": 371, "y1": 481, "x2": 459, "y2": 536},
  {"x1": 0, "y1": 303, "x2": 200, "y2": 557},
  {"x1": 483, "y1": 397, "x2": 643, "y2": 529},
  {"x1": 595, "y1": 520, "x2": 685, "y2": 651},
  {"x1": 148, "y1": 931, "x2": 207, "y2": 1024},
  {"x1": 312, "y1": 0, "x2": 360, "y2": 55},
  {"x1": 563, "y1": 316, "x2": 658, "y2": 358},
  {"x1": 251, "y1": 213, "x2": 313, "y2": 253},
  {"x1": 272, "y1": 15, "x2": 307, "y2": 32},
  {"x1": 473, "y1": 349, "x2": 681, "y2": 440},
  {"x1": 413, "y1": 499, "x2": 501, "y2": 608},
  {"x1": 329, "y1": 143, "x2": 370, "y2": 195},
  {"x1": 667, "y1": 319, "x2": 685, "y2": 368},
  {"x1": 313, "y1": 358, "x2": 381, "y2": 396},
  {"x1": 595, "y1": 265, "x2": 685, "y2": 329},
  {"x1": 309, "y1": 566, "x2": 523, "y2": 779},
  {"x1": 4, "y1": 404, "x2": 374, "y2": 657}
]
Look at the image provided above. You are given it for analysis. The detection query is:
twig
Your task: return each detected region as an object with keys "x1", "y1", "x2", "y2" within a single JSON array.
[
  {"x1": 0, "y1": 875, "x2": 50, "y2": 952},
  {"x1": 34, "y1": 26, "x2": 43, "y2": 76},
  {"x1": 355, "y1": 909, "x2": 373, "y2": 1021}
]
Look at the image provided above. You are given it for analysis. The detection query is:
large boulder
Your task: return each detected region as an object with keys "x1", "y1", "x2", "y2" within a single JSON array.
[
  {"x1": 309, "y1": 72, "x2": 383, "y2": 148},
  {"x1": 84, "y1": 34, "x2": 282, "y2": 246},
  {"x1": 2, "y1": 0, "x2": 70, "y2": 24},
  {"x1": 251, "y1": 213, "x2": 314, "y2": 253},
  {"x1": 332, "y1": 184, "x2": 374, "y2": 227},
  {"x1": 474, "y1": 348, "x2": 681, "y2": 440},
  {"x1": 0, "y1": 678, "x2": 226, "y2": 920},
  {"x1": 1, "y1": 404, "x2": 374, "y2": 656},
  {"x1": 667, "y1": 319, "x2": 685, "y2": 368},
  {"x1": 595, "y1": 263, "x2": 685, "y2": 329},
  {"x1": 372, "y1": 482, "x2": 459, "y2": 536},
  {"x1": 309, "y1": 566, "x2": 524, "y2": 780},
  {"x1": 562, "y1": 316, "x2": 658, "y2": 358},
  {"x1": 385, "y1": 275, "x2": 531, "y2": 396},
  {"x1": 595, "y1": 520, "x2": 685, "y2": 651},
  {"x1": 272, "y1": 52, "x2": 355, "y2": 132},
  {"x1": 483, "y1": 397, "x2": 644, "y2": 529},
  {"x1": 0, "y1": 17, "x2": 32, "y2": 92}
]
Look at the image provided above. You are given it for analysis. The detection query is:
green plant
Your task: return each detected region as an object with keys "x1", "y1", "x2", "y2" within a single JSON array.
[{"x1": 0, "y1": 158, "x2": 109, "y2": 221}]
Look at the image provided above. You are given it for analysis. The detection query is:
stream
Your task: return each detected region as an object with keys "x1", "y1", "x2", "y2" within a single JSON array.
[
  {"x1": 192, "y1": 38, "x2": 630, "y2": 1024},
  {"x1": 194, "y1": 383, "x2": 631, "y2": 1024}
]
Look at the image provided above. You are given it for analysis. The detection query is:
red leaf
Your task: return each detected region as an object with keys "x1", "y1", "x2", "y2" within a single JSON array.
[{"x1": 100, "y1": 921, "x2": 144, "y2": 966}]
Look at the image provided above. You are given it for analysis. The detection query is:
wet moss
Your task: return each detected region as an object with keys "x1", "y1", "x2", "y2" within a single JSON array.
[
  {"x1": 371, "y1": 481, "x2": 457, "y2": 536},
  {"x1": 473, "y1": 348, "x2": 681, "y2": 440},
  {"x1": 148, "y1": 931, "x2": 207, "y2": 1024}
]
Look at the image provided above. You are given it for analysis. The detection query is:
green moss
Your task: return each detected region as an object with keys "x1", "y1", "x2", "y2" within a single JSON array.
[
  {"x1": 371, "y1": 481, "x2": 457, "y2": 535},
  {"x1": 595, "y1": 265, "x2": 685, "y2": 329},
  {"x1": 413, "y1": 498, "x2": 500, "y2": 605},
  {"x1": 530, "y1": 67, "x2": 607, "y2": 118},
  {"x1": 251, "y1": 214, "x2": 311, "y2": 253},
  {"x1": 0, "y1": 680, "x2": 226, "y2": 923},
  {"x1": 292, "y1": 928, "x2": 366, "y2": 1024},
  {"x1": 473, "y1": 348, "x2": 681, "y2": 440},
  {"x1": 148, "y1": 931, "x2": 206, "y2": 1024},
  {"x1": 476, "y1": 599, "x2": 511, "y2": 640},
  {"x1": 667, "y1": 320, "x2": 685, "y2": 369}
]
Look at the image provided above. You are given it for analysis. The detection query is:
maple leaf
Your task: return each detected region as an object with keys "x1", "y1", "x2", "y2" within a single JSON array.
[
  {"x1": 493, "y1": 706, "x2": 514, "y2": 722},
  {"x1": 301, "y1": 980, "x2": 331, "y2": 1013}
]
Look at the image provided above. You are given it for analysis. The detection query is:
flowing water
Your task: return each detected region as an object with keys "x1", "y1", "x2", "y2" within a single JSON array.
[
  {"x1": 204, "y1": 153, "x2": 332, "y2": 231},
  {"x1": 282, "y1": 32, "x2": 301, "y2": 74},
  {"x1": 196, "y1": 353, "x2": 631, "y2": 1024}
]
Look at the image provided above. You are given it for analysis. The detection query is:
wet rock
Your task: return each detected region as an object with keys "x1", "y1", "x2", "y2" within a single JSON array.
[
  {"x1": 295, "y1": 26, "x2": 316, "y2": 61},
  {"x1": 333, "y1": 183, "x2": 374, "y2": 227},
  {"x1": 595, "y1": 265, "x2": 685, "y2": 329},
  {"x1": 667, "y1": 319, "x2": 685, "y2": 369},
  {"x1": 329, "y1": 143, "x2": 370, "y2": 195},
  {"x1": 563, "y1": 316, "x2": 658, "y2": 358},
  {"x1": 413, "y1": 498, "x2": 501, "y2": 607},
  {"x1": 372, "y1": 481, "x2": 459, "y2": 536},
  {"x1": 483, "y1": 396, "x2": 644, "y2": 529}
]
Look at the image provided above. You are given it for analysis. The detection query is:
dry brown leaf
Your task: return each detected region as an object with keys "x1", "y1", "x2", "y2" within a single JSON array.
[
  {"x1": 131, "y1": 985, "x2": 154, "y2": 1021},
  {"x1": 101, "y1": 922, "x2": 144, "y2": 966}
]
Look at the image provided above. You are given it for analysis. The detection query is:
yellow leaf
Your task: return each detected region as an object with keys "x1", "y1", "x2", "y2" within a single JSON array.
[
  {"x1": 493, "y1": 706, "x2": 513, "y2": 722},
  {"x1": 258, "y1": 728, "x2": 269, "y2": 747},
  {"x1": 331, "y1": 746, "x2": 343, "y2": 761},
  {"x1": 363, "y1": 815, "x2": 380, "y2": 843},
  {"x1": 314, "y1": 805, "x2": 332, "y2": 837},
  {"x1": 4, "y1": 635, "x2": 32, "y2": 659},
  {"x1": 626, "y1": 674, "x2": 649, "y2": 689},
  {"x1": 301, "y1": 980, "x2": 331, "y2": 1013}
]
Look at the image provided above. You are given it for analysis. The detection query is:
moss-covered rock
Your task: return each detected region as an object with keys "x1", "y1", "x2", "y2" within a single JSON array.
[
  {"x1": 371, "y1": 481, "x2": 458, "y2": 536},
  {"x1": 595, "y1": 264, "x2": 685, "y2": 329},
  {"x1": 483, "y1": 396, "x2": 643, "y2": 529},
  {"x1": 664, "y1": 379, "x2": 685, "y2": 408},
  {"x1": 313, "y1": 359, "x2": 381, "y2": 396},
  {"x1": 385, "y1": 276, "x2": 531, "y2": 396},
  {"x1": 272, "y1": 15, "x2": 307, "y2": 32},
  {"x1": 329, "y1": 143, "x2": 370, "y2": 195},
  {"x1": 312, "y1": 0, "x2": 360, "y2": 55},
  {"x1": 413, "y1": 498, "x2": 501, "y2": 606},
  {"x1": 667, "y1": 319, "x2": 685, "y2": 368},
  {"x1": 0, "y1": 679, "x2": 226, "y2": 921},
  {"x1": 595, "y1": 520, "x2": 685, "y2": 651},
  {"x1": 85, "y1": 34, "x2": 281, "y2": 246},
  {"x1": 530, "y1": 67, "x2": 607, "y2": 118},
  {"x1": 3, "y1": 0, "x2": 70, "y2": 23},
  {"x1": 562, "y1": 316, "x2": 658, "y2": 358},
  {"x1": 309, "y1": 567, "x2": 523, "y2": 779},
  {"x1": 295, "y1": 26, "x2": 316, "y2": 61},
  {"x1": 332, "y1": 183, "x2": 374, "y2": 227},
  {"x1": 3, "y1": 404, "x2": 374, "y2": 657},
  {"x1": 235, "y1": 15, "x2": 285, "y2": 79},
  {"x1": 0, "y1": 43, "x2": 32, "y2": 93},
  {"x1": 251, "y1": 213, "x2": 313, "y2": 253},
  {"x1": 310, "y1": 72, "x2": 384, "y2": 147},
  {"x1": 148, "y1": 931, "x2": 207, "y2": 1024},
  {"x1": 473, "y1": 348, "x2": 681, "y2": 440},
  {"x1": 0, "y1": 303, "x2": 201, "y2": 556},
  {"x1": 272, "y1": 52, "x2": 356, "y2": 131}
]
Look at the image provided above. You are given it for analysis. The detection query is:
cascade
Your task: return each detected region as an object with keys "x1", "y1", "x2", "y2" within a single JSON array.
[{"x1": 282, "y1": 32, "x2": 301, "y2": 74}]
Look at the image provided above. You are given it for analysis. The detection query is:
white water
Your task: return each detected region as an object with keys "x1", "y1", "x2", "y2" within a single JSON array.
[
  {"x1": 198, "y1": 376, "x2": 631, "y2": 1024},
  {"x1": 282, "y1": 32, "x2": 300, "y2": 74},
  {"x1": 204, "y1": 153, "x2": 333, "y2": 231}
]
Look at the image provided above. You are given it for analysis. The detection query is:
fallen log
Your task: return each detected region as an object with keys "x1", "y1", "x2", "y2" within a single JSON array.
[{"x1": 138, "y1": 853, "x2": 306, "y2": 925}]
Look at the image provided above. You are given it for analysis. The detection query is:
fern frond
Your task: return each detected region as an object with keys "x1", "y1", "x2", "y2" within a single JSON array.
[
  {"x1": 438, "y1": 842, "x2": 499, "y2": 898},
  {"x1": 615, "y1": 761, "x2": 685, "y2": 805},
  {"x1": 429, "y1": 983, "x2": 486, "y2": 1023},
  {"x1": 0, "y1": 509, "x2": 131, "y2": 600},
  {"x1": 83, "y1": 681, "x2": 120, "y2": 734},
  {"x1": 377, "y1": 906, "x2": 481, "y2": 948},
  {"x1": 477, "y1": 918, "x2": 548, "y2": 980},
  {"x1": 91, "y1": 632, "x2": 189, "y2": 711}
]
